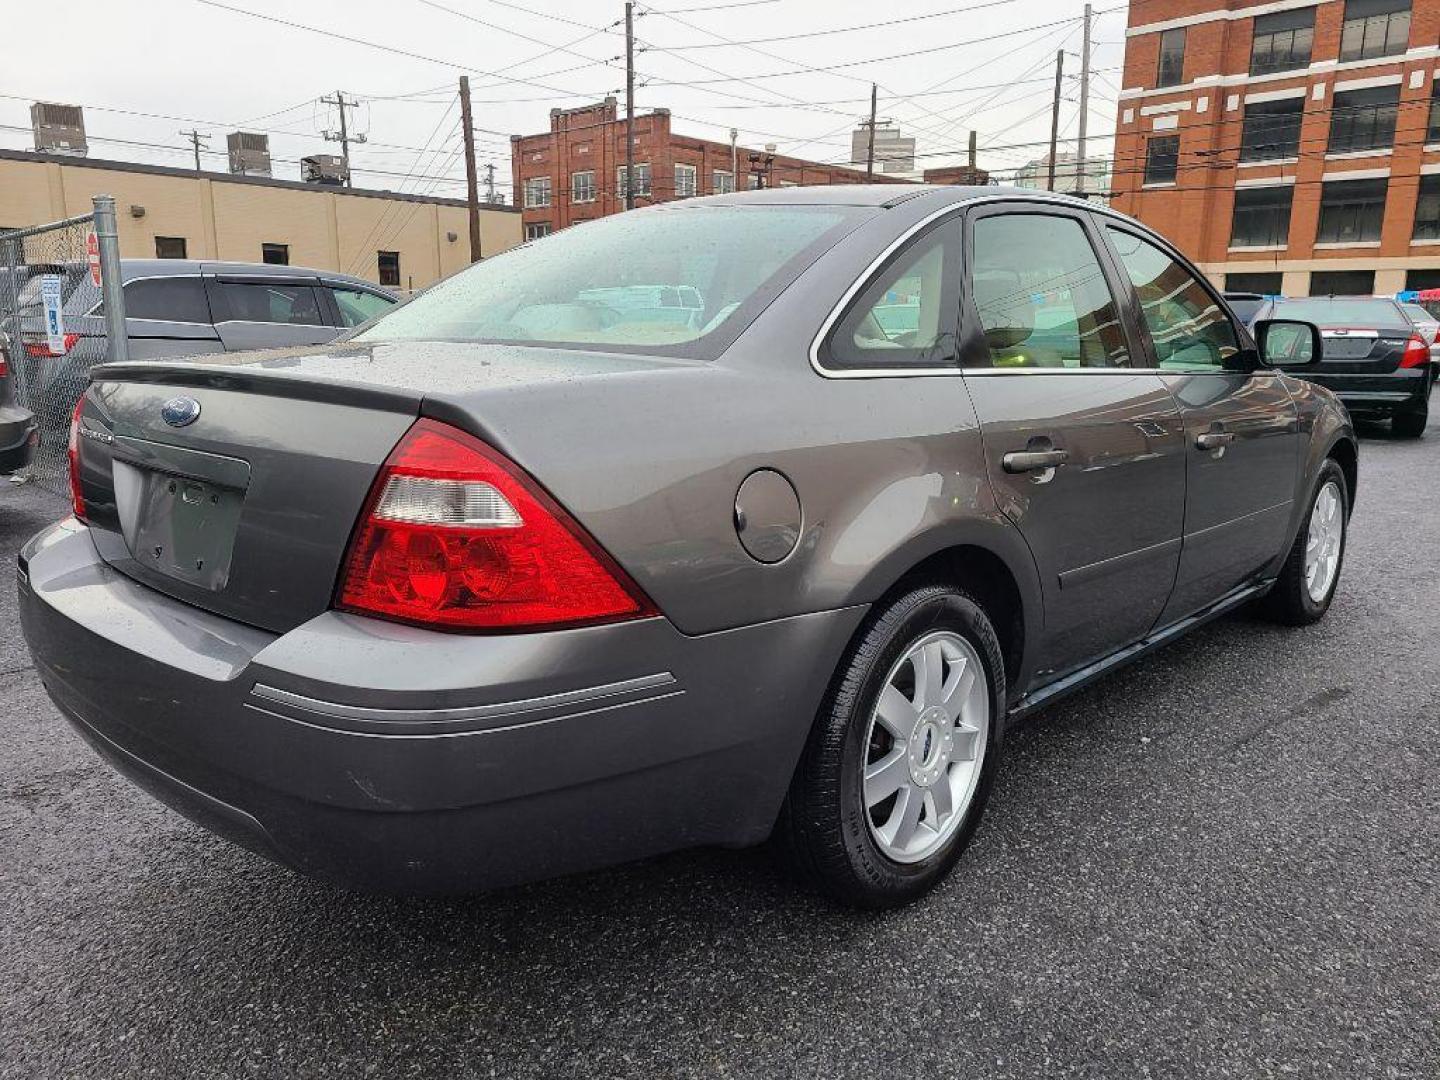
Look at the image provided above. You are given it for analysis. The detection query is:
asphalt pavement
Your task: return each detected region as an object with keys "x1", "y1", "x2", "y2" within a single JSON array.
[{"x1": 1, "y1": 428, "x2": 1437, "y2": 1080}]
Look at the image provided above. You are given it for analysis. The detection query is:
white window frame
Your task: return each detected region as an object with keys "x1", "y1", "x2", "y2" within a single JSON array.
[
  {"x1": 674, "y1": 163, "x2": 697, "y2": 197},
  {"x1": 523, "y1": 176, "x2": 552, "y2": 209},
  {"x1": 712, "y1": 169, "x2": 734, "y2": 194},
  {"x1": 524, "y1": 222, "x2": 552, "y2": 241},
  {"x1": 617, "y1": 162, "x2": 652, "y2": 199},
  {"x1": 571, "y1": 170, "x2": 596, "y2": 204}
]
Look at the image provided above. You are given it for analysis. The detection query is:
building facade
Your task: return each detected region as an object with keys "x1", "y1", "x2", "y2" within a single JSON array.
[
  {"x1": 851, "y1": 120, "x2": 918, "y2": 174},
  {"x1": 1012, "y1": 152, "x2": 1112, "y2": 201},
  {"x1": 1112, "y1": 0, "x2": 1440, "y2": 296},
  {"x1": 0, "y1": 149, "x2": 521, "y2": 291},
  {"x1": 511, "y1": 98, "x2": 906, "y2": 239}
]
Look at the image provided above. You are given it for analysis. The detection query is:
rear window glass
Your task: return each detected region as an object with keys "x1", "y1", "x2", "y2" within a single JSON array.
[
  {"x1": 215, "y1": 282, "x2": 325, "y2": 326},
  {"x1": 356, "y1": 205, "x2": 866, "y2": 358},
  {"x1": 125, "y1": 277, "x2": 212, "y2": 323},
  {"x1": 1400, "y1": 303, "x2": 1433, "y2": 323},
  {"x1": 1272, "y1": 298, "x2": 1408, "y2": 327},
  {"x1": 1225, "y1": 297, "x2": 1265, "y2": 325}
]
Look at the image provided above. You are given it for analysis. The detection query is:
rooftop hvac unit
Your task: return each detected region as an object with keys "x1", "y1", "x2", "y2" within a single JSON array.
[
  {"x1": 301, "y1": 153, "x2": 347, "y2": 186},
  {"x1": 227, "y1": 131, "x2": 272, "y2": 176},
  {"x1": 31, "y1": 102, "x2": 87, "y2": 157}
]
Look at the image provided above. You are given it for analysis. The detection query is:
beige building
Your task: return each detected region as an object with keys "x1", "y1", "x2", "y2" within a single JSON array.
[{"x1": 0, "y1": 149, "x2": 521, "y2": 290}]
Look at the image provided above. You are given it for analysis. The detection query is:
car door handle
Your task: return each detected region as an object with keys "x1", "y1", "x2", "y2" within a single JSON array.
[
  {"x1": 1195, "y1": 431, "x2": 1236, "y2": 450},
  {"x1": 1002, "y1": 449, "x2": 1070, "y2": 473}
]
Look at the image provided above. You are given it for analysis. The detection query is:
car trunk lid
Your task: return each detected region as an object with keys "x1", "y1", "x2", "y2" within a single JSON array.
[
  {"x1": 1316, "y1": 326, "x2": 1410, "y2": 373},
  {"x1": 72, "y1": 341, "x2": 686, "y2": 634}
]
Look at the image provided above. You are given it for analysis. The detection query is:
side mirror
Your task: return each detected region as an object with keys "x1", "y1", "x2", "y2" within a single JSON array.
[{"x1": 1254, "y1": 318, "x2": 1323, "y2": 370}]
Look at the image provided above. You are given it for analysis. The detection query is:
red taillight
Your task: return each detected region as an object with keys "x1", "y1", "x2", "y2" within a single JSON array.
[
  {"x1": 67, "y1": 396, "x2": 86, "y2": 520},
  {"x1": 1401, "y1": 334, "x2": 1430, "y2": 369},
  {"x1": 336, "y1": 419, "x2": 657, "y2": 632},
  {"x1": 24, "y1": 333, "x2": 79, "y2": 358}
]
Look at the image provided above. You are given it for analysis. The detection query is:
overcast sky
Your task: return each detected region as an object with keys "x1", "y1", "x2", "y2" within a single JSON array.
[{"x1": 0, "y1": 0, "x2": 1123, "y2": 198}]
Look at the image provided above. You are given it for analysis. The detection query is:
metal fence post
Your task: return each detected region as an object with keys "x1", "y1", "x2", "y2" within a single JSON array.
[{"x1": 92, "y1": 194, "x2": 129, "y2": 365}]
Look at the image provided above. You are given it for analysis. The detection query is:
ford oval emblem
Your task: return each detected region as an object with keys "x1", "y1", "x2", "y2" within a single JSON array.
[{"x1": 160, "y1": 396, "x2": 201, "y2": 428}]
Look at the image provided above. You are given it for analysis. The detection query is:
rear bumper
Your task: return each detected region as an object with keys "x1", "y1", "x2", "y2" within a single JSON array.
[
  {"x1": 1302, "y1": 369, "x2": 1429, "y2": 416},
  {"x1": 0, "y1": 404, "x2": 38, "y2": 474},
  {"x1": 18, "y1": 519, "x2": 864, "y2": 893}
]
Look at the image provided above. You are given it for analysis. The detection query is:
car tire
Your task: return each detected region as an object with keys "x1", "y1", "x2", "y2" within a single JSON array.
[
  {"x1": 1392, "y1": 405, "x2": 1427, "y2": 438},
  {"x1": 1259, "y1": 458, "x2": 1349, "y2": 626},
  {"x1": 777, "y1": 584, "x2": 1006, "y2": 909}
]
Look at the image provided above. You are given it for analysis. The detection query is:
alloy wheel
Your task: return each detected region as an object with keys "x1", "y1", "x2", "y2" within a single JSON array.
[
  {"x1": 861, "y1": 630, "x2": 990, "y2": 864},
  {"x1": 1304, "y1": 479, "x2": 1344, "y2": 604}
]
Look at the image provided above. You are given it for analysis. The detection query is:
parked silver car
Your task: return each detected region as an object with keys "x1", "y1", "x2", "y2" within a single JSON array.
[{"x1": 19, "y1": 186, "x2": 1354, "y2": 908}]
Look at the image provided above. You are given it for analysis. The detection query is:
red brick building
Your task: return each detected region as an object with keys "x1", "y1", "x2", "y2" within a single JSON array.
[
  {"x1": 1112, "y1": 0, "x2": 1440, "y2": 296},
  {"x1": 510, "y1": 98, "x2": 905, "y2": 239}
]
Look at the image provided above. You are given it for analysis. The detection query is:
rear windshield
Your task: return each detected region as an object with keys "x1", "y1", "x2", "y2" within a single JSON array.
[
  {"x1": 1224, "y1": 297, "x2": 1266, "y2": 325},
  {"x1": 1271, "y1": 298, "x2": 1408, "y2": 328},
  {"x1": 356, "y1": 204, "x2": 867, "y2": 358},
  {"x1": 1400, "y1": 303, "x2": 1434, "y2": 324}
]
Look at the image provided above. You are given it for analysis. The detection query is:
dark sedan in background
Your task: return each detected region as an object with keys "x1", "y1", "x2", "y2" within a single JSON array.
[
  {"x1": 1250, "y1": 296, "x2": 1432, "y2": 437},
  {"x1": 0, "y1": 330, "x2": 39, "y2": 475}
]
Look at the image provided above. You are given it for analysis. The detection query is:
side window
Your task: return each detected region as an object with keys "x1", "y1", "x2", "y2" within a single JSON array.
[
  {"x1": 123, "y1": 278, "x2": 212, "y2": 324},
  {"x1": 825, "y1": 220, "x2": 959, "y2": 370},
  {"x1": 1104, "y1": 226, "x2": 1239, "y2": 370},
  {"x1": 969, "y1": 213, "x2": 1130, "y2": 368},
  {"x1": 330, "y1": 287, "x2": 396, "y2": 328},
  {"x1": 216, "y1": 282, "x2": 325, "y2": 326}
]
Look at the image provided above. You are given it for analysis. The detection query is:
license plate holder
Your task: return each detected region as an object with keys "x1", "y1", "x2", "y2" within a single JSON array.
[{"x1": 129, "y1": 467, "x2": 244, "y2": 591}]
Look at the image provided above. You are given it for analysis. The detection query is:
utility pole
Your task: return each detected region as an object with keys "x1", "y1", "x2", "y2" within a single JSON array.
[
  {"x1": 1047, "y1": 50, "x2": 1064, "y2": 192},
  {"x1": 1076, "y1": 2, "x2": 1092, "y2": 197},
  {"x1": 625, "y1": 1, "x2": 635, "y2": 210},
  {"x1": 485, "y1": 162, "x2": 496, "y2": 204},
  {"x1": 180, "y1": 128, "x2": 209, "y2": 174},
  {"x1": 865, "y1": 83, "x2": 877, "y2": 181},
  {"x1": 458, "y1": 76, "x2": 482, "y2": 263},
  {"x1": 321, "y1": 90, "x2": 366, "y2": 187},
  {"x1": 729, "y1": 128, "x2": 738, "y2": 190}
]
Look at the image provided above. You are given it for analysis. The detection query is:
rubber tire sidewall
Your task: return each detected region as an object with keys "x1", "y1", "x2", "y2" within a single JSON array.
[{"x1": 782, "y1": 585, "x2": 1006, "y2": 909}]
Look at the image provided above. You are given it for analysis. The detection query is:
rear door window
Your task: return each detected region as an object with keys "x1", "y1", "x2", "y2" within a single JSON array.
[
  {"x1": 124, "y1": 277, "x2": 212, "y2": 324},
  {"x1": 968, "y1": 212, "x2": 1130, "y2": 368},
  {"x1": 329, "y1": 287, "x2": 396, "y2": 328},
  {"x1": 214, "y1": 282, "x2": 325, "y2": 326},
  {"x1": 1104, "y1": 226, "x2": 1239, "y2": 370}
]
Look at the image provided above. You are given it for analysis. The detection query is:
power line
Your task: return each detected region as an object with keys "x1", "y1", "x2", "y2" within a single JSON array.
[{"x1": 652, "y1": 0, "x2": 1023, "y2": 50}]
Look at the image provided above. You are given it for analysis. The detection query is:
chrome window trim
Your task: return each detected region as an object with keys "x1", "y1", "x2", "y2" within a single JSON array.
[
  {"x1": 808, "y1": 192, "x2": 1160, "y2": 381},
  {"x1": 82, "y1": 273, "x2": 206, "y2": 318}
]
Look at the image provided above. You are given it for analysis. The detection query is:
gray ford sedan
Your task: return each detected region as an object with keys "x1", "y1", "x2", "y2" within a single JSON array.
[{"x1": 18, "y1": 186, "x2": 1355, "y2": 908}]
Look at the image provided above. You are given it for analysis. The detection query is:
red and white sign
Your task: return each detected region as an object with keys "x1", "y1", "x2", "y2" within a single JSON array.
[{"x1": 86, "y1": 230, "x2": 101, "y2": 288}]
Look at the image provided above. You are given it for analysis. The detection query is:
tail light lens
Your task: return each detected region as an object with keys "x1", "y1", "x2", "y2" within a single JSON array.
[
  {"x1": 24, "y1": 333, "x2": 79, "y2": 358},
  {"x1": 67, "y1": 396, "x2": 86, "y2": 520},
  {"x1": 1401, "y1": 334, "x2": 1430, "y2": 369},
  {"x1": 336, "y1": 419, "x2": 657, "y2": 632}
]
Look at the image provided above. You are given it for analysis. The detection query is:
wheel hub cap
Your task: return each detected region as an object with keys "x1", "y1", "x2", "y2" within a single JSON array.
[{"x1": 1303, "y1": 480, "x2": 1344, "y2": 604}]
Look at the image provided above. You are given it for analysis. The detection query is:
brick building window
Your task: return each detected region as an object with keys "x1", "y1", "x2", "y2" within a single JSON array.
[
  {"x1": 1316, "y1": 178, "x2": 1388, "y2": 244},
  {"x1": 617, "y1": 163, "x2": 652, "y2": 198},
  {"x1": 1240, "y1": 98, "x2": 1303, "y2": 162},
  {"x1": 1250, "y1": 8, "x2": 1315, "y2": 75},
  {"x1": 1328, "y1": 84, "x2": 1400, "y2": 154},
  {"x1": 524, "y1": 223, "x2": 552, "y2": 241},
  {"x1": 1339, "y1": 0, "x2": 1410, "y2": 62},
  {"x1": 1427, "y1": 81, "x2": 1440, "y2": 142},
  {"x1": 1224, "y1": 271, "x2": 1283, "y2": 293},
  {"x1": 1413, "y1": 175, "x2": 1440, "y2": 240},
  {"x1": 1144, "y1": 135, "x2": 1180, "y2": 184},
  {"x1": 1230, "y1": 186, "x2": 1294, "y2": 248},
  {"x1": 674, "y1": 163, "x2": 697, "y2": 198},
  {"x1": 154, "y1": 236, "x2": 187, "y2": 259},
  {"x1": 261, "y1": 243, "x2": 289, "y2": 265},
  {"x1": 571, "y1": 170, "x2": 596, "y2": 204},
  {"x1": 523, "y1": 176, "x2": 552, "y2": 209},
  {"x1": 1156, "y1": 28, "x2": 1186, "y2": 88},
  {"x1": 1309, "y1": 269, "x2": 1375, "y2": 295},
  {"x1": 378, "y1": 251, "x2": 400, "y2": 287},
  {"x1": 713, "y1": 169, "x2": 734, "y2": 194}
]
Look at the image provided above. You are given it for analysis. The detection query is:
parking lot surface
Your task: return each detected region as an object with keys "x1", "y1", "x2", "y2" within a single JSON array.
[{"x1": 1, "y1": 430, "x2": 1437, "y2": 1080}]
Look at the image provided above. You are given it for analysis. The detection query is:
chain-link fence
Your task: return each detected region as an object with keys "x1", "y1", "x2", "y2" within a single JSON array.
[{"x1": 0, "y1": 202, "x2": 119, "y2": 492}]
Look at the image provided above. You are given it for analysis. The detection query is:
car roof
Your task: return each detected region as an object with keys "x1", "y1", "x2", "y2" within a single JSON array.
[
  {"x1": 662, "y1": 183, "x2": 1098, "y2": 211},
  {"x1": 118, "y1": 258, "x2": 388, "y2": 291}
]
